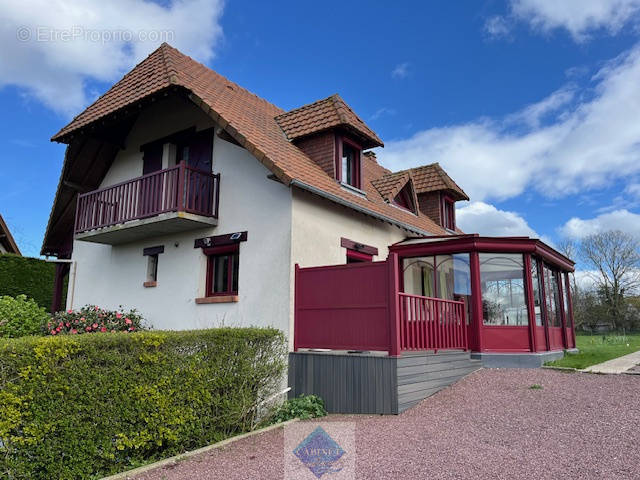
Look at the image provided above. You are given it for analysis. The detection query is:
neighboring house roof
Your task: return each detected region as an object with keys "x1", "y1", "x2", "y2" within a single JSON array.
[
  {"x1": 275, "y1": 94, "x2": 383, "y2": 149},
  {"x1": 45, "y1": 44, "x2": 459, "y2": 255},
  {"x1": 0, "y1": 214, "x2": 21, "y2": 255},
  {"x1": 401, "y1": 163, "x2": 469, "y2": 201}
]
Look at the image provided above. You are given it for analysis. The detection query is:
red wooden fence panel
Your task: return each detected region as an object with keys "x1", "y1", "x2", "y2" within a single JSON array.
[{"x1": 294, "y1": 261, "x2": 391, "y2": 352}]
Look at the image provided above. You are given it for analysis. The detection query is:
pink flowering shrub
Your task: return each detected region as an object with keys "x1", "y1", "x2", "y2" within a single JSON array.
[{"x1": 45, "y1": 305, "x2": 144, "y2": 336}]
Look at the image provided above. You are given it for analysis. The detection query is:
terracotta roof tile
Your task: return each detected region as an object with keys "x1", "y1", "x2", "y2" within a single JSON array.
[
  {"x1": 398, "y1": 163, "x2": 469, "y2": 201},
  {"x1": 275, "y1": 95, "x2": 383, "y2": 149},
  {"x1": 51, "y1": 43, "x2": 451, "y2": 236}
]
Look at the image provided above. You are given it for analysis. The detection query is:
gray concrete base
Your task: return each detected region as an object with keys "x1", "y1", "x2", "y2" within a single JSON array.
[{"x1": 471, "y1": 350, "x2": 566, "y2": 368}]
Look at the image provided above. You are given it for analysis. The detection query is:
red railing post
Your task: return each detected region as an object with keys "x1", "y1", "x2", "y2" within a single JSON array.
[
  {"x1": 388, "y1": 253, "x2": 401, "y2": 356},
  {"x1": 214, "y1": 173, "x2": 220, "y2": 218},
  {"x1": 177, "y1": 161, "x2": 186, "y2": 212}
]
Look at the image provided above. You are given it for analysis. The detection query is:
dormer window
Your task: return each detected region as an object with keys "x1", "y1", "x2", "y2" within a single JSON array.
[
  {"x1": 336, "y1": 137, "x2": 362, "y2": 189},
  {"x1": 392, "y1": 182, "x2": 417, "y2": 214},
  {"x1": 442, "y1": 195, "x2": 456, "y2": 230}
]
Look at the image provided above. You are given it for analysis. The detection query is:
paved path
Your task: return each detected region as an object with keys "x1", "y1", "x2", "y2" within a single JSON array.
[
  {"x1": 131, "y1": 369, "x2": 640, "y2": 480},
  {"x1": 582, "y1": 350, "x2": 640, "y2": 374}
]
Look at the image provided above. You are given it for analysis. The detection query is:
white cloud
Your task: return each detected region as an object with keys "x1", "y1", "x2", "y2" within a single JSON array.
[
  {"x1": 511, "y1": 0, "x2": 640, "y2": 41},
  {"x1": 505, "y1": 85, "x2": 575, "y2": 128},
  {"x1": 370, "y1": 107, "x2": 396, "y2": 121},
  {"x1": 391, "y1": 62, "x2": 409, "y2": 79},
  {"x1": 0, "y1": 0, "x2": 225, "y2": 115},
  {"x1": 560, "y1": 209, "x2": 640, "y2": 239},
  {"x1": 380, "y1": 44, "x2": 640, "y2": 203},
  {"x1": 456, "y1": 201, "x2": 541, "y2": 238},
  {"x1": 484, "y1": 15, "x2": 512, "y2": 39}
]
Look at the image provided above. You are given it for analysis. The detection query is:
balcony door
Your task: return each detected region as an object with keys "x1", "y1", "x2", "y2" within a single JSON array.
[{"x1": 177, "y1": 129, "x2": 213, "y2": 213}]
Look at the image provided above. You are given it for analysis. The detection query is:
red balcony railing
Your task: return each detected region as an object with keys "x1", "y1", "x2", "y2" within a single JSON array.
[
  {"x1": 75, "y1": 162, "x2": 220, "y2": 233},
  {"x1": 398, "y1": 293, "x2": 467, "y2": 352}
]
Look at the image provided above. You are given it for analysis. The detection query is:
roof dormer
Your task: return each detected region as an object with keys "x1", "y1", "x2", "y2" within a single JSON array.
[{"x1": 275, "y1": 94, "x2": 383, "y2": 188}]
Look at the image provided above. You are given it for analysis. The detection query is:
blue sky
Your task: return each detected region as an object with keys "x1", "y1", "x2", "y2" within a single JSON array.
[{"x1": 2, "y1": 0, "x2": 640, "y2": 258}]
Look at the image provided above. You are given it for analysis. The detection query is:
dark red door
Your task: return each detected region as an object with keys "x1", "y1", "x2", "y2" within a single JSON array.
[{"x1": 178, "y1": 129, "x2": 213, "y2": 213}]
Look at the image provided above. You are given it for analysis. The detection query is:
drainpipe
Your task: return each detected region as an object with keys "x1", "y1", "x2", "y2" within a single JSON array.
[{"x1": 45, "y1": 258, "x2": 77, "y2": 312}]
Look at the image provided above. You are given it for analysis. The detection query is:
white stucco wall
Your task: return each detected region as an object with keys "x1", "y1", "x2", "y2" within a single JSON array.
[
  {"x1": 69, "y1": 98, "x2": 293, "y2": 339},
  {"x1": 290, "y1": 188, "x2": 408, "y2": 267}
]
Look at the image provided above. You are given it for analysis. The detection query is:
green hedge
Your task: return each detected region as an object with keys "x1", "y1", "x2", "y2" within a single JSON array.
[
  {"x1": 0, "y1": 254, "x2": 66, "y2": 312},
  {"x1": 0, "y1": 328, "x2": 286, "y2": 479},
  {"x1": 0, "y1": 295, "x2": 51, "y2": 338}
]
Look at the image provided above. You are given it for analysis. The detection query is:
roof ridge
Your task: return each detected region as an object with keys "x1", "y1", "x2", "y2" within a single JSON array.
[
  {"x1": 160, "y1": 43, "x2": 284, "y2": 114},
  {"x1": 274, "y1": 94, "x2": 337, "y2": 119}
]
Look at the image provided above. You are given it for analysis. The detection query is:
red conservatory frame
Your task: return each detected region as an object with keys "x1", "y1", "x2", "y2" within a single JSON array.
[{"x1": 294, "y1": 235, "x2": 575, "y2": 356}]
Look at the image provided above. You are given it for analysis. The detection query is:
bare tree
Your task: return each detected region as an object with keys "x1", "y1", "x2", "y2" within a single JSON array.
[{"x1": 580, "y1": 230, "x2": 640, "y2": 329}]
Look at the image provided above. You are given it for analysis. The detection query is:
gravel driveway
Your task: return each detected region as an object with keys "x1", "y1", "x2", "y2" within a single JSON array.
[{"x1": 133, "y1": 369, "x2": 639, "y2": 480}]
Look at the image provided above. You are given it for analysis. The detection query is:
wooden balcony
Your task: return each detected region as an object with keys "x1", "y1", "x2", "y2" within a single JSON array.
[{"x1": 74, "y1": 162, "x2": 220, "y2": 245}]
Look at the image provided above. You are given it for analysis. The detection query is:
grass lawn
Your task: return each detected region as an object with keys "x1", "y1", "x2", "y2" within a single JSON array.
[{"x1": 546, "y1": 333, "x2": 640, "y2": 369}]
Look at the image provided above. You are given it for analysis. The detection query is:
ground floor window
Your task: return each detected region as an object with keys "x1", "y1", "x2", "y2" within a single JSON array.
[
  {"x1": 479, "y1": 253, "x2": 528, "y2": 326},
  {"x1": 346, "y1": 249, "x2": 372, "y2": 263},
  {"x1": 206, "y1": 245, "x2": 239, "y2": 296}
]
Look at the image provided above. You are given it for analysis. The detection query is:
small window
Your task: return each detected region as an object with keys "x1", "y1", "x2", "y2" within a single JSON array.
[
  {"x1": 392, "y1": 183, "x2": 417, "y2": 213},
  {"x1": 206, "y1": 245, "x2": 240, "y2": 296},
  {"x1": 346, "y1": 249, "x2": 372, "y2": 263},
  {"x1": 337, "y1": 137, "x2": 361, "y2": 189},
  {"x1": 147, "y1": 254, "x2": 158, "y2": 282},
  {"x1": 442, "y1": 196, "x2": 455, "y2": 230},
  {"x1": 143, "y1": 245, "x2": 163, "y2": 287}
]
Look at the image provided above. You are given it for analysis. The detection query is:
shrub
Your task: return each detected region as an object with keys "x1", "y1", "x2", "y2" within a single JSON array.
[
  {"x1": 45, "y1": 305, "x2": 145, "y2": 335},
  {"x1": 272, "y1": 394, "x2": 327, "y2": 423},
  {"x1": 0, "y1": 294, "x2": 50, "y2": 338},
  {"x1": 0, "y1": 328, "x2": 286, "y2": 479},
  {"x1": 0, "y1": 254, "x2": 65, "y2": 311}
]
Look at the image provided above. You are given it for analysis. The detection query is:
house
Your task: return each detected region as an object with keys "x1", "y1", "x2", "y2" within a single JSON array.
[
  {"x1": 42, "y1": 43, "x2": 576, "y2": 414},
  {"x1": 0, "y1": 214, "x2": 21, "y2": 255}
]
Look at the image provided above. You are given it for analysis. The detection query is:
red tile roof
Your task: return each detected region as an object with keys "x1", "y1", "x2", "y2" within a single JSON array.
[
  {"x1": 400, "y1": 163, "x2": 469, "y2": 201},
  {"x1": 275, "y1": 94, "x2": 383, "y2": 149},
  {"x1": 371, "y1": 171, "x2": 411, "y2": 202},
  {"x1": 51, "y1": 43, "x2": 456, "y2": 236}
]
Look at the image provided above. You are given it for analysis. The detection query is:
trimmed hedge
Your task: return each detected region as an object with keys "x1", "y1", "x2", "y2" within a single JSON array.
[
  {"x1": 0, "y1": 328, "x2": 286, "y2": 479},
  {"x1": 0, "y1": 295, "x2": 51, "y2": 338},
  {"x1": 0, "y1": 254, "x2": 66, "y2": 312}
]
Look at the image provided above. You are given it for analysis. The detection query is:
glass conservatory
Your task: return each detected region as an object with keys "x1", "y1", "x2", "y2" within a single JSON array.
[{"x1": 390, "y1": 235, "x2": 576, "y2": 356}]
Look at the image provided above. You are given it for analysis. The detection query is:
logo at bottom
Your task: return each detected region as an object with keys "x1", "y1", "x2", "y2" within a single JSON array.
[{"x1": 293, "y1": 426, "x2": 345, "y2": 478}]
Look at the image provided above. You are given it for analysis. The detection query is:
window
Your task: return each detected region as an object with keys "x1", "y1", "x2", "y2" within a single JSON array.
[
  {"x1": 142, "y1": 245, "x2": 164, "y2": 287},
  {"x1": 530, "y1": 257, "x2": 544, "y2": 326},
  {"x1": 392, "y1": 183, "x2": 417, "y2": 213},
  {"x1": 479, "y1": 253, "x2": 528, "y2": 326},
  {"x1": 543, "y1": 264, "x2": 562, "y2": 327},
  {"x1": 442, "y1": 196, "x2": 455, "y2": 230},
  {"x1": 206, "y1": 245, "x2": 239, "y2": 296},
  {"x1": 402, "y1": 254, "x2": 472, "y2": 324},
  {"x1": 346, "y1": 249, "x2": 372, "y2": 263},
  {"x1": 147, "y1": 254, "x2": 158, "y2": 282},
  {"x1": 336, "y1": 137, "x2": 361, "y2": 189}
]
